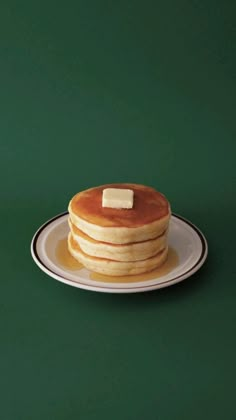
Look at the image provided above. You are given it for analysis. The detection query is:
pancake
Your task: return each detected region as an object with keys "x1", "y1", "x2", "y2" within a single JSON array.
[
  {"x1": 68, "y1": 183, "x2": 171, "y2": 276},
  {"x1": 68, "y1": 183, "x2": 170, "y2": 244},
  {"x1": 68, "y1": 217, "x2": 168, "y2": 262},
  {"x1": 68, "y1": 233, "x2": 169, "y2": 276}
]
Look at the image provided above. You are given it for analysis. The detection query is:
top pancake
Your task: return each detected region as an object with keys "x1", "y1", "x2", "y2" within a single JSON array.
[{"x1": 69, "y1": 183, "x2": 170, "y2": 228}]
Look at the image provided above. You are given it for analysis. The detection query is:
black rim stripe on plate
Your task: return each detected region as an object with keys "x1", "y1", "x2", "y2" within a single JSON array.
[{"x1": 32, "y1": 212, "x2": 207, "y2": 290}]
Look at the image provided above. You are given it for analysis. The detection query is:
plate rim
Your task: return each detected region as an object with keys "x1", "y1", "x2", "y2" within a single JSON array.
[{"x1": 31, "y1": 212, "x2": 208, "y2": 293}]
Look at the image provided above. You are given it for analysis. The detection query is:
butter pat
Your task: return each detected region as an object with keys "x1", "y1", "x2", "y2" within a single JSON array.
[{"x1": 102, "y1": 188, "x2": 134, "y2": 209}]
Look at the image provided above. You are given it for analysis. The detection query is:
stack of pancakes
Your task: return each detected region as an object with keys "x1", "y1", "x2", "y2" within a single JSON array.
[{"x1": 68, "y1": 183, "x2": 171, "y2": 276}]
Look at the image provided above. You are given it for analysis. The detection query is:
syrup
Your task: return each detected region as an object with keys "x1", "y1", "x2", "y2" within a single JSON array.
[
  {"x1": 56, "y1": 238, "x2": 83, "y2": 270},
  {"x1": 56, "y1": 238, "x2": 179, "y2": 282},
  {"x1": 90, "y1": 247, "x2": 179, "y2": 283}
]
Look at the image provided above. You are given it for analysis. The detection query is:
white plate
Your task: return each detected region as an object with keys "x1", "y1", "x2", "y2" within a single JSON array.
[{"x1": 31, "y1": 213, "x2": 208, "y2": 293}]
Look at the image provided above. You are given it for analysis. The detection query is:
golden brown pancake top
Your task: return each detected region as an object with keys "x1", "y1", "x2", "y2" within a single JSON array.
[{"x1": 69, "y1": 183, "x2": 170, "y2": 228}]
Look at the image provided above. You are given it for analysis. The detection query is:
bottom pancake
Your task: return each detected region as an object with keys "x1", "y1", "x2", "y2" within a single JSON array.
[{"x1": 68, "y1": 233, "x2": 168, "y2": 276}]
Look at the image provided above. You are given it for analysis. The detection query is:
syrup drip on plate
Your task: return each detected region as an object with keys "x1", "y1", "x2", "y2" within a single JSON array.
[
  {"x1": 90, "y1": 247, "x2": 179, "y2": 283},
  {"x1": 56, "y1": 238, "x2": 83, "y2": 270},
  {"x1": 56, "y1": 238, "x2": 179, "y2": 283}
]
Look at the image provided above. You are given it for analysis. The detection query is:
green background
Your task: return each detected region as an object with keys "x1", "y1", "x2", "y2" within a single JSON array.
[{"x1": 1, "y1": 1, "x2": 235, "y2": 419}]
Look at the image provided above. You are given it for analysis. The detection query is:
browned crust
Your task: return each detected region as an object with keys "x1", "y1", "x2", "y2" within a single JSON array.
[{"x1": 69, "y1": 183, "x2": 170, "y2": 228}]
